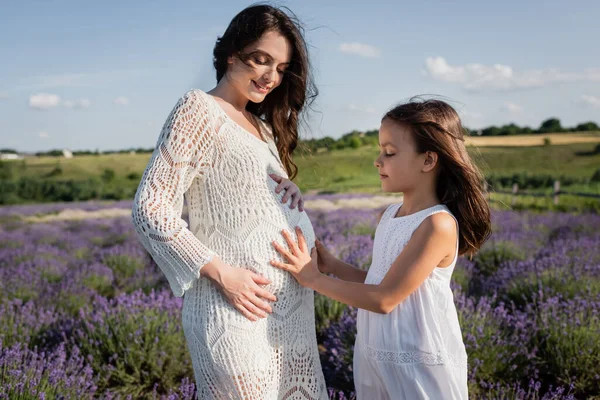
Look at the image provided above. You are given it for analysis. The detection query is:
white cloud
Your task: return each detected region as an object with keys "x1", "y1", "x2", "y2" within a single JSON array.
[
  {"x1": 39, "y1": 131, "x2": 49, "y2": 138},
  {"x1": 424, "y1": 56, "x2": 600, "y2": 91},
  {"x1": 30, "y1": 94, "x2": 92, "y2": 110},
  {"x1": 501, "y1": 102, "x2": 524, "y2": 113},
  {"x1": 339, "y1": 42, "x2": 381, "y2": 58},
  {"x1": 64, "y1": 99, "x2": 91, "y2": 109},
  {"x1": 114, "y1": 96, "x2": 130, "y2": 106},
  {"x1": 29, "y1": 93, "x2": 61, "y2": 110},
  {"x1": 580, "y1": 94, "x2": 600, "y2": 109}
]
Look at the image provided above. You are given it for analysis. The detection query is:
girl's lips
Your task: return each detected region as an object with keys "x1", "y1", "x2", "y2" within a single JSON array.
[{"x1": 380, "y1": 174, "x2": 388, "y2": 179}]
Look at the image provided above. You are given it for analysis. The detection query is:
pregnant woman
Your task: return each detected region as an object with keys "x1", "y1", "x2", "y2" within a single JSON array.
[{"x1": 131, "y1": 5, "x2": 327, "y2": 399}]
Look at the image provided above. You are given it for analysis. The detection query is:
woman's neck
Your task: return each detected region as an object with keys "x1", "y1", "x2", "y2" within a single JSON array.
[{"x1": 208, "y1": 78, "x2": 248, "y2": 112}]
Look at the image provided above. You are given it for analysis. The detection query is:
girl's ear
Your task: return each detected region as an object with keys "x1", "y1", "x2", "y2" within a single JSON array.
[{"x1": 422, "y1": 151, "x2": 438, "y2": 173}]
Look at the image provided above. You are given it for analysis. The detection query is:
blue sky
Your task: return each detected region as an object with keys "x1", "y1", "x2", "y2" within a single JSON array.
[{"x1": 1, "y1": 0, "x2": 599, "y2": 152}]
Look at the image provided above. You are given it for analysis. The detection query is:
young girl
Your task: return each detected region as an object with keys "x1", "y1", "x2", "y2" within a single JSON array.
[{"x1": 270, "y1": 98, "x2": 492, "y2": 399}]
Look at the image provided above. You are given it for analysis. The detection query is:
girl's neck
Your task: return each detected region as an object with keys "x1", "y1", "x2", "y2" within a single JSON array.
[
  {"x1": 398, "y1": 188, "x2": 440, "y2": 217},
  {"x1": 208, "y1": 77, "x2": 249, "y2": 111}
]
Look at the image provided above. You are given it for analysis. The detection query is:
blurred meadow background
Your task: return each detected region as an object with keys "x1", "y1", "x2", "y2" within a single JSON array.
[{"x1": 1, "y1": 0, "x2": 599, "y2": 399}]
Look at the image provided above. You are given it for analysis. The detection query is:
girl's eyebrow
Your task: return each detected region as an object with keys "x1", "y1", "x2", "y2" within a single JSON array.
[{"x1": 379, "y1": 142, "x2": 397, "y2": 147}]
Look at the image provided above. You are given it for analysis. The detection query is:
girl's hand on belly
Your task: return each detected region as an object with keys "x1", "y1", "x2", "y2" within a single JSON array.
[
  {"x1": 270, "y1": 227, "x2": 321, "y2": 287},
  {"x1": 269, "y1": 174, "x2": 304, "y2": 212}
]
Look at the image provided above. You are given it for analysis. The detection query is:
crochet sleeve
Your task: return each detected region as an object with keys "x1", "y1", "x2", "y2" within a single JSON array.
[{"x1": 131, "y1": 90, "x2": 216, "y2": 297}]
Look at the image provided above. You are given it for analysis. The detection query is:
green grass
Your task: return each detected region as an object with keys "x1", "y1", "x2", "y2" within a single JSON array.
[
  {"x1": 293, "y1": 143, "x2": 600, "y2": 193},
  {"x1": 5, "y1": 142, "x2": 600, "y2": 204},
  {"x1": 468, "y1": 142, "x2": 600, "y2": 177}
]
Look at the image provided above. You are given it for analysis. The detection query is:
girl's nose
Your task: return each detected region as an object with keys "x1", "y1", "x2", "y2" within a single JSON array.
[{"x1": 374, "y1": 157, "x2": 381, "y2": 168}]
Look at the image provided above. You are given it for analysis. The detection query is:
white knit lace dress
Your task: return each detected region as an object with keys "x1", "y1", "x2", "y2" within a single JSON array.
[
  {"x1": 354, "y1": 203, "x2": 468, "y2": 400},
  {"x1": 131, "y1": 89, "x2": 327, "y2": 399}
]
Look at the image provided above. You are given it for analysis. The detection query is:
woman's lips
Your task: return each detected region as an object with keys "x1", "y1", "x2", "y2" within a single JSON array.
[{"x1": 253, "y1": 80, "x2": 270, "y2": 93}]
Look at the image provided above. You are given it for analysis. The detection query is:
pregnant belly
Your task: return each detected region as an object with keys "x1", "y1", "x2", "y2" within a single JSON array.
[
  {"x1": 257, "y1": 209, "x2": 315, "y2": 292},
  {"x1": 202, "y1": 201, "x2": 316, "y2": 294}
]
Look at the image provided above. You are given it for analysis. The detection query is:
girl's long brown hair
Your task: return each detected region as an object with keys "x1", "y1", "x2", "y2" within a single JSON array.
[
  {"x1": 213, "y1": 4, "x2": 317, "y2": 179},
  {"x1": 384, "y1": 98, "x2": 492, "y2": 256}
]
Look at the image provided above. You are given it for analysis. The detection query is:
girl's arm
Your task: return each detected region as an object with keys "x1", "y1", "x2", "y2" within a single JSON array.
[
  {"x1": 271, "y1": 213, "x2": 457, "y2": 314},
  {"x1": 315, "y1": 240, "x2": 368, "y2": 283}
]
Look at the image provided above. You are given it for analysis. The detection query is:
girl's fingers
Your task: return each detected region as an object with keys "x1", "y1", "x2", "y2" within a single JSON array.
[
  {"x1": 295, "y1": 227, "x2": 308, "y2": 253},
  {"x1": 270, "y1": 259, "x2": 294, "y2": 272},
  {"x1": 281, "y1": 230, "x2": 299, "y2": 256},
  {"x1": 272, "y1": 240, "x2": 295, "y2": 261}
]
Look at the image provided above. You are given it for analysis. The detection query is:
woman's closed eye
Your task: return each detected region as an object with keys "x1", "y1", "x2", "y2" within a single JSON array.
[{"x1": 252, "y1": 54, "x2": 269, "y2": 65}]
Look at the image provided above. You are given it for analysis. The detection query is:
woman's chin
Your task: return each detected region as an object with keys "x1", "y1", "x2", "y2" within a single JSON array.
[{"x1": 247, "y1": 88, "x2": 268, "y2": 103}]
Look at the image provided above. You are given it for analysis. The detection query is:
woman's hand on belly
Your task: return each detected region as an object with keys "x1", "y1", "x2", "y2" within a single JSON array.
[
  {"x1": 269, "y1": 174, "x2": 304, "y2": 212},
  {"x1": 201, "y1": 257, "x2": 278, "y2": 321}
]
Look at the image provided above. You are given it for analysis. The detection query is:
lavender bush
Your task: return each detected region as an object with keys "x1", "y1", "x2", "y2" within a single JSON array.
[{"x1": 0, "y1": 200, "x2": 597, "y2": 399}]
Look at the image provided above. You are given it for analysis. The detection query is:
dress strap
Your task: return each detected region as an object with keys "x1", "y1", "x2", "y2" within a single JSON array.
[{"x1": 381, "y1": 202, "x2": 402, "y2": 223}]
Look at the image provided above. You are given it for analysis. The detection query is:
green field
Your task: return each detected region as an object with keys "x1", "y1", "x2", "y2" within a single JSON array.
[
  {"x1": 2, "y1": 138, "x2": 599, "y2": 211},
  {"x1": 6, "y1": 142, "x2": 600, "y2": 192}
]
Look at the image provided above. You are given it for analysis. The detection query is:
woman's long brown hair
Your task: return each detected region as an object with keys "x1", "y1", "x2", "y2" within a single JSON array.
[
  {"x1": 213, "y1": 4, "x2": 317, "y2": 179},
  {"x1": 384, "y1": 98, "x2": 492, "y2": 256}
]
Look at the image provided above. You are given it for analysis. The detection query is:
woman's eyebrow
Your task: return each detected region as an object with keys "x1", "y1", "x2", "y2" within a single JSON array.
[{"x1": 252, "y1": 49, "x2": 291, "y2": 65}]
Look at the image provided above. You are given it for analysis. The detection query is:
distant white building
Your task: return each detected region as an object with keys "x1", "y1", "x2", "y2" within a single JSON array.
[
  {"x1": 0, "y1": 153, "x2": 23, "y2": 160},
  {"x1": 62, "y1": 149, "x2": 73, "y2": 158}
]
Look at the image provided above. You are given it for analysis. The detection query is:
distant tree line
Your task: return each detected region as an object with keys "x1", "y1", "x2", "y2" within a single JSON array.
[
  {"x1": 466, "y1": 118, "x2": 599, "y2": 137},
  {"x1": 13, "y1": 117, "x2": 600, "y2": 157}
]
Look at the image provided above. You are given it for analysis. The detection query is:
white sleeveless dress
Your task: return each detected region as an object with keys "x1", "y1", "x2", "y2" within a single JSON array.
[
  {"x1": 354, "y1": 203, "x2": 468, "y2": 400},
  {"x1": 132, "y1": 89, "x2": 327, "y2": 399}
]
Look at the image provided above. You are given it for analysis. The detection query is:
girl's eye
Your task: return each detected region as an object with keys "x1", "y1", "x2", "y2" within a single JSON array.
[{"x1": 385, "y1": 153, "x2": 395, "y2": 157}]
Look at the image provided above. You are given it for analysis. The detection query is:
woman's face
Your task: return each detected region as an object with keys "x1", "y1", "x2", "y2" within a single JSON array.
[{"x1": 226, "y1": 30, "x2": 292, "y2": 104}]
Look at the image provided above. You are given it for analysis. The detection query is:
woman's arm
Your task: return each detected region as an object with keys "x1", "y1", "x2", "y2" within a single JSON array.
[
  {"x1": 132, "y1": 90, "x2": 276, "y2": 320},
  {"x1": 271, "y1": 213, "x2": 457, "y2": 314},
  {"x1": 132, "y1": 90, "x2": 217, "y2": 297}
]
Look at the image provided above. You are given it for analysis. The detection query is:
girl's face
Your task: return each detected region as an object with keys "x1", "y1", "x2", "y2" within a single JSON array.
[
  {"x1": 226, "y1": 30, "x2": 292, "y2": 104},
  {"x1": 374, "y1": 118, "x2": 427, "y2": 193}
]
